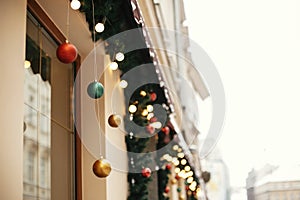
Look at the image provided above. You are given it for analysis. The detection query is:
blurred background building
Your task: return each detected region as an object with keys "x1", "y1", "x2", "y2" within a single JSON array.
[{"x1": 246, "y1": 165, "x2": 300, "y2": 200}]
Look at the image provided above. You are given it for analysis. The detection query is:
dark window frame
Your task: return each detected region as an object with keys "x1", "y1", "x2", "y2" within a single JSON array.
[{"x1": 27, "y1": 1, "x2": 82, "y2": 199}]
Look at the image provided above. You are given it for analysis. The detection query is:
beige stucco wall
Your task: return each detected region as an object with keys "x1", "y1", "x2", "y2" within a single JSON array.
[
  {"x1": 80, "y1": 55, "x2": 128, "y2": 200},
  {"x1": 0, "y1": 0, "x2": 27, "y2": 199}
]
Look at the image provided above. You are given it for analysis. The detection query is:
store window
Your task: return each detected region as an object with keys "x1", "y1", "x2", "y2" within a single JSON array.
[{"x1": 23, "y1": 11, "x2": 76, "y2": 200}]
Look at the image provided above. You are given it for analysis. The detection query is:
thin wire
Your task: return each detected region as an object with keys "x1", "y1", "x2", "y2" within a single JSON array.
[
  {"x1": 66, "y1": 0, "x2": 70, "y2": 41},
  {"x1": 92, "y1": 0, "x2": 102, "y2": 157},
  {"x1": 91, "y1": 0, "x2": 98, "y2": 81}
]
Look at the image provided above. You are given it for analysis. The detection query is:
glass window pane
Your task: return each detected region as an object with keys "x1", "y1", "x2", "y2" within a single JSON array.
[{"x1": 24, "y1": 12, "x2": 74, "y2": 200}]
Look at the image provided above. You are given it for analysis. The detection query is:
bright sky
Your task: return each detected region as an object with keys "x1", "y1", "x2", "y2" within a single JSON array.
[{"x1": 184, "y1": 0, "x2": 300, "y2": 199}]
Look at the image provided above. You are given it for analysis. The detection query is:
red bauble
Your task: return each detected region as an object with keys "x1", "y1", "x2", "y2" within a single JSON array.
[
  {"x1": 142, "y1": 168, "x2": 151, "y2": 178},
  {"x1": 149, "y1": 117, "x2": 158, "y2": 123},
  {"x1": 163, "y1": 137, "x2": 170, "y2": 144},
  {"x1": 150, "y1": 92, "x2": 157, "y2": 101},
  {"x1": 164, "y1": 186, "x2": 170, "y2": 193},
  {"x1": 175, "y1": 174, "x2": 180, "y2": 180},
  {"x1": 56, "y1": 41, "x2": 78, "y2": 64},
  {"x1": 146, "y1": 125, "x2": 155, "y2": 134},
  {"x1": 161, "y1": 126, "x2": 170, "y2": 135},
  {"x1": 166, "y1": 163, "x2": 172, "y2": 170}
]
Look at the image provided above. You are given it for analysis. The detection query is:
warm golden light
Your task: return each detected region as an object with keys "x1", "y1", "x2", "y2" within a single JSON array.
[
  {"x1": 70, "y1": 0, "x2": 81, "y2": 10},
  {"x1": 177, "y1": 152, "x2": 184, "y2": 158},
  {"x1": 147, "y1": 113, "x2": 154, "y2": 120},
  {"x1": 184, "y1": 166, "x2": 191, "y2": 171},
  {"x1": 95, "y1": 22, "x2": 105, "y2": 33},
  {"x1": 115, "y1": 52, "x2": 125, "y2": 62},
  {"x1": 178, "y1": 170, "x2": 185, "y2": 178},
  {"x1": 140, "y1": 90, "x2": 147, "y2": 96},
  {"x1": 119, "y1": 80, "x2": 128, "y2": 88},
  {"x1": 141, "y1": 109, "x2": 148, "y2": 116},
  {"x1": 173, "y1": 159, "x2": 180, "y2": 166},
  {"x1": 146, "y1": 105, "x2": 154, "y2": 112},
  {"x1": 128, "y1": 105, "x2": 137, "y2": 113},
  {"x1": 173, "y1": 145, "x2": 179, "y2": 151},
  {"x1": 109, "y1": 62, "x2": 118, "y2": 70},
  {"x1": 181, "y1": 159, "x2": 187, "y2": 165},
  {"x1": 174, "y1": 167, "x2": 180, "y2": 173},
  {"x1": 24, "y1": 60, "x2": 31, "y2": 69},
  {"x1": 187, "y1": 177, "x2": 194, "y2": 184},
  {"x1": 186, "y1": 171, "x2": 193, "y2": 177},
  {"x1": 152, "y1": 122, "x2": 162, "y2": 129}
]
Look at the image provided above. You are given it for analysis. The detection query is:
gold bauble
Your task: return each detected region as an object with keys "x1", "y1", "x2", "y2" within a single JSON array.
[
  {"x1": 171, "y1": 179, "x2": 177, "y2": 184},
  {"x1": 179, "y1": 195, "x2": 185, "y2": 200},
  {"x1": 92, "y1": 158, "x2": 112, "y2": 178},
  {"x1": 108, "y1": 114, "x2": 121, "y2": 128}
]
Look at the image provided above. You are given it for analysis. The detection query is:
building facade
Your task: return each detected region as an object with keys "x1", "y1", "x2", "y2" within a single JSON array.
[
  {"x1": 0, "y1": 0, "x2": 212, "y2": 199},
  {"x1": 246, "y1": 165, "x2": 300, "y2": 200}
]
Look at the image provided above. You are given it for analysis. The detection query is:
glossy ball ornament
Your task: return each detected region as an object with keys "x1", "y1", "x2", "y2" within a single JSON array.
[
  {"x1": 56, "y1": 41, "x2": 78, "y2": 64},
  {"x1": 171, "y1": 179, "x2": 177, "y2": 185},
  {"x1": 146, "y1": 125, "x2": 155, "y2": 134},
  {"x1": 161, "y1": 126, "x2": 170, "y2": 135},
  {"x1": 87, "y1": 81, "x2": 104, "y2": 99},
  {"x1": 166, "y1": 163, "x2": 172, "y2": 170},
  {"x1": 175, "y1": 174, "x2": 180, "y2": 180},
  {"x1": 163, "y1": 136, "x2": 170, "y2": 144},
  {"x1": 141, "y1": 167, "x2": 151, "y2": 178},
  {"x1": 179, "y1": 195, "x2": 185, "y2": 200},
  {"x1": 108, "y1": 114, "x2": 121, "y2": 128},
  {"x1": 92, "y1": 158, "x2": 112, "y2": 178},
  {"x1": 149, "y1": 117, "x2": 157, "y2": 123},
  {"x1": 164, "y1": 186, "x2": 170, "y2": 193},
  {"x1": 150, "y1": 92, "x2": 157, "y2": 101},
  {"x1": 177, "y1": 187, "x2": 182, "y2": 193}
]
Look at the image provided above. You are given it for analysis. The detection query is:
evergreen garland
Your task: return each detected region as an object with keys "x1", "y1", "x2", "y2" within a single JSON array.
[{"x1": 78, "y1": 1, "x2": 177, "y2": 199}]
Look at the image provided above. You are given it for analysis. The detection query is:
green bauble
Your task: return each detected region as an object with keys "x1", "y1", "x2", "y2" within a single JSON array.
[
  {"x1": 87, "y1": 81, "x2": 104, "y2": 99},
  {"x1": 177, "y1": 188, "x2": 182, "y2": 193}
]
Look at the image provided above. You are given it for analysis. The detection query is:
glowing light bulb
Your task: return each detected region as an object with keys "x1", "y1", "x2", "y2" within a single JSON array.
[
  {"x1": 140, "y1": 90, "x2": 147, "y2": 97},
  {"x1": 146, "y1": 105, "x2": 154, "y2": 112},
  {"x1": 173, "y1": 145, "x2": 179, "y2": 151},
  {"x1": 95, "y1": 22, "x2": 104, "y2": 33},
  {"x1": 191, "y1": 181, "x2": 197, "y2": 188},
  {"x1": 186, "y1": 171, "x2": 193, "y2": 177},
  {"x1": 119, "y1": 80, "x2": 128, "y2": 88},
  {"x1": 109, "y1": 62, "x2": 118, "y2": 70},
  {"x1": 189, "y1": 185, "x2": 196, "y2": 191},
  {"x1": 187, "y1": 177, "x2": 193, "y2": 184},
  {"x1": 178, "y1": 170, "x2": 185, "y2": 178},
  {"x1": 128, "y1": 105, "x2": 137, "y2": 113},
  {"x1": 151, "y1": 122, "x2": 162, "y2": 129},
  {"x1": 115, "y1": 52, "x2": 125, "y2": 62},
  {"x1": 174, "y1": 167, "x2": 180, "y2": 173},
  {"x1": 163, "y1": 154, "x2": 169, "y2": 160},
  {"x1": 167, "y1": 156, "x2": 172, "y2": 162},
  {"x1": 177, "y1": 152, "x2": 184, "y2": 158},
  {"x1": 24, "y1": 60, "x2": 31, "y2": 69},
  {"x1": 181, "y1": 159, "x2": 187, "y2": 165},
  {"x1": 71, "y1": 0, "x2": 81, "y2": 10},
  {"x1": 184, "y1": 166, "x2": 191, "y2": 171},
  {"x1": 173, "y1": 158, "x2": 180, "y2": 166},
  {"x1": 141, "y1": 109, "x2": 148, "y2": 116},
  {"x1": 147, "y1": 113, "x2": 154, "y2": 120}
]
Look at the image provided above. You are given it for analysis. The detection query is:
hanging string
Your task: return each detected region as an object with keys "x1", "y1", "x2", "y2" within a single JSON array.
[
  {"x1": 91, "y1": 0, "x2": 98, "y2": 81},
  {"x1": 66, "y1": 0, "x2": 70, "y2": 41},
  {"x1": 91, "y1": 0, "x2": 102, "y2": 157}
]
